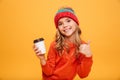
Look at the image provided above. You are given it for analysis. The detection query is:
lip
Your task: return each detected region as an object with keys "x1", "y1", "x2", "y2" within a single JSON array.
[{"x1": 64, "y1": 27, "x2": 72, "y2": 33}]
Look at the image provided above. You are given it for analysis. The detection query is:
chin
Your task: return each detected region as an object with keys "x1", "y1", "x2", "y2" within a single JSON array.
[{"x1": 65, "y1": 34, "x2": 72, "y2": 37}]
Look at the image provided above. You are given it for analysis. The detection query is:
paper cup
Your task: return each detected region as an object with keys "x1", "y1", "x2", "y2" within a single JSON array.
[{"x1": 33, "y1": 38, "x2": 46, "y2": 54}]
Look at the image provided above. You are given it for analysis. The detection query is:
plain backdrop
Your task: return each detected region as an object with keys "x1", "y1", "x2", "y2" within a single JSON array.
[{"x1": 0, "y1": 0, "x2": 120, "y2": 80}]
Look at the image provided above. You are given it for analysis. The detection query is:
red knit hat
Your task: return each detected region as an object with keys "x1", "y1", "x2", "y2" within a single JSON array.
[{"x1": 54, "y1": 7, "x2": 79, "y2": 28}]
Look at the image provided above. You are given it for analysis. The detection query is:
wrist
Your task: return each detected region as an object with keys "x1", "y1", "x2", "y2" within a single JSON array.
[
  {"x1": 40, "y1": 58, "x2": 46, "y2": 66},
  {"x1": 85, "y1": 54, "x2": 92, "y2": 57}
]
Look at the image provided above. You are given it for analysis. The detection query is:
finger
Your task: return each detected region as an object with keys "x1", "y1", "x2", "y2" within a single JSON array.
[
  {"x1": 87, "y1": 40, "x2": 91, "y2": 45},
  {"x1": 33, "y1": 45, "x2": 35, "y2": 48},
  {"x1": 33, "y1": 45, "x2": 37, "y2": 50},
  {"x1": 36, "y1": 52, "x2": 41, "y2": 55},
  {"x1": 35, "y1": 50, "x2": 41, "y2": 54},
  {"x1": 36, "y1": 50, "x2": 44, "y2": 56},
  {"x1": 36, "y1": 53, "x2": 44, "y2": 56},
  {"x1": 36, "y1": 49, "x2": 41, "y2": 53},
  {"x1": 33, "y1": 45, "x2": 38, "y2": 51}
]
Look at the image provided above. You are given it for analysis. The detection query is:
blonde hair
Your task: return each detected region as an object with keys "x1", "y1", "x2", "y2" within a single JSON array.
[
  {"x1": 55, "y1": 25, "x2": 82, "y2": 57},
  {"x1": 54, "y1": 7, "x2": 81, "y2": 57}
]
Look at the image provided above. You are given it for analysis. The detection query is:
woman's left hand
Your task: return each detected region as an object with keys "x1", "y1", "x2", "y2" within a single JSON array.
[{"x1": 79, "y1": 41, "x2": 92, "y2": 57}]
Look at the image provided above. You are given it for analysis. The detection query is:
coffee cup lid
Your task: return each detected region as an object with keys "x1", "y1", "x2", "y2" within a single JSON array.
[{"x1": 33, "y1": 38, "x2": 44, "y2": 43}]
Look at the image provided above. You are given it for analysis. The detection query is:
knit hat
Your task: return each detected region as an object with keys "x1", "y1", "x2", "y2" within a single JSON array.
[{"x1": 54, "y1": 7, "x2": 79, "y2": 28}]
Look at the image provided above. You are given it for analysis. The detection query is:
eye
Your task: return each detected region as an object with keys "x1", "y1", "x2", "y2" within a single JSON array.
[
  {"x1": 67, "y1": 19, "x2": 71, "y2": 22},
  {"x1": 58, "y1": 22, "x2": 62, "y2": 26}
]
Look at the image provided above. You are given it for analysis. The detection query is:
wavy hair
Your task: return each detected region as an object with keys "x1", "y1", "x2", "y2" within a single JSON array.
[
  {"x1": 55, "y1": 25, "x2": 82, "y2": 57},
  {"x1": 55, "y1": 7, "x2": 82, "y2": 57}
]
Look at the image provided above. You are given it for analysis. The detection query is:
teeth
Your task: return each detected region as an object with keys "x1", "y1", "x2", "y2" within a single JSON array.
[{"x1": 64, "y1": 29, "x2": 69, "y2": 32}]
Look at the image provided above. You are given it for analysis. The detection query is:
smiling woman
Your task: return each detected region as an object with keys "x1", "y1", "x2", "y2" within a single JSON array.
[
  {"x1": 57, "y1": 18, "x2": 78, "y2": 37},
  {"x1": 0, "y1": 0, "x2": 120, "y2": 80},
  {"x1": 55, "y1": 7, "x2": 82, "y2": 56},
  {"x1": 33, "y1": 7, "x2": 93, "y2": 80}
]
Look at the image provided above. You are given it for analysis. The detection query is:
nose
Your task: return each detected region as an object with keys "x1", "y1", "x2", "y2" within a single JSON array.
[{"x1": 63, "y1": 23, "x2": 68, "y2": 28}]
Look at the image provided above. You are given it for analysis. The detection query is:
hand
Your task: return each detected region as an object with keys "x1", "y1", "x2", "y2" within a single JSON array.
[
  {"x1": 33, "y1": 45, "x2": 46, "y2": 65},
  {"x1": 33, "y1": 45, "x2": 45, "y2": 60},
  {"x1": 79, "y1": 41, "x2": 92, "y2": 57}
]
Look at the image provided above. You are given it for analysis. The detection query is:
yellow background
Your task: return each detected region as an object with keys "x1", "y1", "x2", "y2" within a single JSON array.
[{"x1": 0, "y1": 0, "x2": 120, "y2": 80}]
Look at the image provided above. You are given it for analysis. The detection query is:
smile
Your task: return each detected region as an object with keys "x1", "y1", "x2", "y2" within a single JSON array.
[{"x1": 64, "y1": 28, "x2": 72, "y2": 33}]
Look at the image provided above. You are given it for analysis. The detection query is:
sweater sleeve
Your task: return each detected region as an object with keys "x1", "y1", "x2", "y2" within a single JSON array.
[
  {"x1": 41, "y1": 42, "x2": 56, "y2": 76},
  {"x1": 77, "y1": 53, "x2": 93, "y2": 78}
]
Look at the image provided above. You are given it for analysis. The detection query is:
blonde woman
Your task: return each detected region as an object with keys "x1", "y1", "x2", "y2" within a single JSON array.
[{"x1": 33, "y1": 7, "x2": 93, "y2": 80}]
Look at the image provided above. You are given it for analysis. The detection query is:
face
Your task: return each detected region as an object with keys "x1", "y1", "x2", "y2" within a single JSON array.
[{"x1": 58, "y1": 17, "x2": 77, "y2": 38}]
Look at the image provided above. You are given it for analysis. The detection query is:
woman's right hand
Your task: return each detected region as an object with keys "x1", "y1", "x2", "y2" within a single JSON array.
[
  {"x1": 33, "y1": 45, "x2": 46, "y2": 65},
  {"x1": 33, "y1": 45, "x2": 45, "y2": 60}
]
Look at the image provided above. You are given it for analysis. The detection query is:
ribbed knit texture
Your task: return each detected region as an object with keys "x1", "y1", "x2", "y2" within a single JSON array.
[{"x1": 54, "y1": 8, "x2": 79, "y2": 28}]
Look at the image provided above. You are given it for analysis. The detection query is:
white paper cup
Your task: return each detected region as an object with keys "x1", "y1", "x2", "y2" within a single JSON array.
[{"x1": 34, "y1": 38, "x2": 46, "y2": 54}]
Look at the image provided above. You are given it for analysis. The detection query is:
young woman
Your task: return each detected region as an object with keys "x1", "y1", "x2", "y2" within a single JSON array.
[{"x1": 33, "y1": 7, "x2": 93, "y2": 80}]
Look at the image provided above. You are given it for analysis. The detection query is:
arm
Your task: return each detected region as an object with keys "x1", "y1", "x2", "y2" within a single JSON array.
[
  {"x1": 77, "y1": 53, "x2": 93, "y2": 78},
  {"x1": 77, "y1": 41, "x2": 93, "y2": 78},
  {"x1": 41, "y1": 42, "x2": 56, "y2": 76},
  {"x1": 33, "y1": 41, "x2": 56, "y2": 76}
]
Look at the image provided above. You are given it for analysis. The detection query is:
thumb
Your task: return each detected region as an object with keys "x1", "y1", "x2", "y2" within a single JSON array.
[{"x1": 87, "y1": 40, "x2": 91, "y2": 45}]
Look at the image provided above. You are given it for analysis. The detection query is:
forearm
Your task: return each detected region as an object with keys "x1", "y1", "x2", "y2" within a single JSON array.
[
  {"x1": 39, "y1": 56, "x2": 53, "y2": 75},
  {"x1": 38, "y1": 56, "x2": 46, "y2": 66},
  {"x1": 77, "y1": 56, "x2": 93, "y2": 78},
  {"x1": 40, "y1": 59, "x2": 46, "y2": 66},
  {"x1": 41, "y1": 57, "x2": 55, "y2": 76}
]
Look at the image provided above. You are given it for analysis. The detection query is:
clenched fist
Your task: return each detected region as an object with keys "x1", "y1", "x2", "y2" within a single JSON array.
[{"x1": 79, "y1": 41, "x2": 92, "y2": 57}]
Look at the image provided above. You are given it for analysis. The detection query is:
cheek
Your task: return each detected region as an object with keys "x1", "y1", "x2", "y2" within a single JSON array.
[
  {"x1": 72, "y1": 23, "x2": 77, "y2": 30},
  {"x1": 58, "y1": 27, "x2": 62, "y2": 31},
  {"x1": 58, "y1": 25, "x2": 63, "y2": 29},
  {"x1": 58, "y1": 27, "x2": 64, "y2": 33},
  {"x1": 72, "y1": 25, "x2": 77, "y2": 31}
]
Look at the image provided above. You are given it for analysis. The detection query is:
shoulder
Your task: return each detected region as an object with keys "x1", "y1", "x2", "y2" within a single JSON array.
[
  {"x1": 49, "y1": 41, "x2": 57, "y2": 49},
  {"x1": 50, "y1": 41, "x2": 56, "y2": 46}
]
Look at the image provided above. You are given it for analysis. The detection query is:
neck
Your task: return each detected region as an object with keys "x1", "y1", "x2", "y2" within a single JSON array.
[{"x1": 65, "y1": 34, "x2": 76, "y2": 43}]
